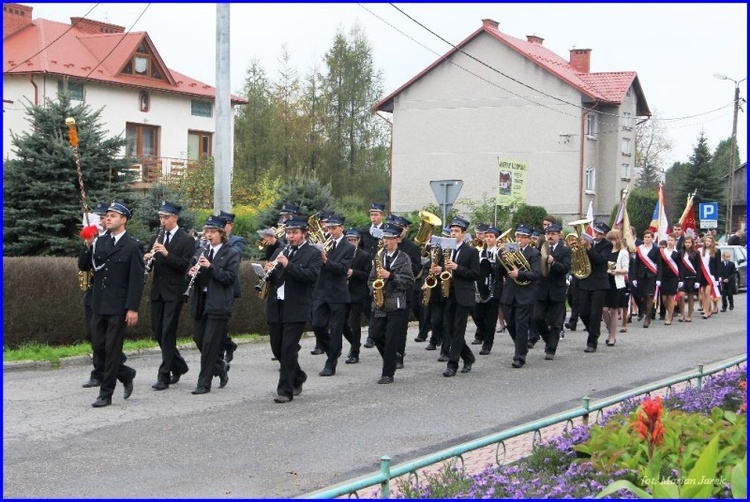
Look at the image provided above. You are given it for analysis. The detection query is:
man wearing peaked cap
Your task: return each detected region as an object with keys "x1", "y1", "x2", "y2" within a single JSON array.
[
  {"x1": 474, "y1": 225, "x2": 504, "y2": 355},
  {"x1": 359, "y1": 203, "x2": 388, "y2": 344},
  {"x1": 279, "y1": 203, "x2": 300, "y2": 217},
  {"x1": 498, "y1": 224, "x2": 542, "y2": 369},
  {"x1": 215, "y1": 210, "x2": 247, "y2": 367},
  {"x1": 78, "y1": 201, "x2": 144, "y2": 407},
  {"x1": 577, "y1": 220, "x2": 613, "y2": 353},
  {"x1": 145, "y1": 200, "x2": 195, "y2": 391},
  {"x1": 342, "y1": 228, "x2": 372, "y2": 364}
]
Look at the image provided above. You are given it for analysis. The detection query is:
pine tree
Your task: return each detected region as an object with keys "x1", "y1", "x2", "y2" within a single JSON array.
[
  {"x1": 682, "y1": 132, "x2": 724, "y2": 231},
  {"x1": 3, "y1": 95, "x2": 133, "y2": 256},
  {"x1": 256, "y1": 177, "x2": 337, "y2": 228}
]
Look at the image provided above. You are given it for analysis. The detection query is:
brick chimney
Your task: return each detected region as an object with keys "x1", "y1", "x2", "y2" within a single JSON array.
[
  {"x1": 3, "y1": 3, "x2": 33, "y2": 39},
  {"x1": 70, "y1": 17, "x2": 125, "y2": 34},
  {"x1": 569, "y1": 48, "x2": 592, "y2": 73},
  {"x1": 526, "y1": 35, "x2": 544, "y2": 45},
  {"x1": 482, "y1": 18, "x2": 499, "y2": 30}
]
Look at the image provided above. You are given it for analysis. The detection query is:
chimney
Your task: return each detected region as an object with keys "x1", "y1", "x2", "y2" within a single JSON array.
[
  {"x1": 482, "y1": 18, "x2": 499, "y2": 30},
  {"x1": 70, "y1": 17, "x2": 125, "y2": 34},
  {"x1": 569, "y1": 48, "x2": 592, "y2": 73},
  {"x1": 526, "y1": 35, "x2": 544, "y2": 45},
  {"x1": 3, "y1": 3, "x2": 33, "y2": 39}
]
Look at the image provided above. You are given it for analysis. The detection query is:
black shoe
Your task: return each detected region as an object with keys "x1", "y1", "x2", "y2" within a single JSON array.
[
  {"x1": 363, "y1": 338, "x2": 375, "y2": 348},
  {"x1": 479, "y1": 348, "x2": 491, "y2": 355},
  {"x1": 730, "y1": 306, "x2": 734, "y2": 311},
  {"x1": 544, "y1": 353, "x2": 555, "y2": 361},
  {"x1": 721, "y1": 308, "x2": 727, "y2": 312},
  {"x1": 170, "y1": 369, "x2": 188, "y2": 385},
  {"x1": 91, "y1": 396, "x2": 112, "y2": 408},
  {"x1": 414, "y1": 336, "x2": 427, "y2": 342},
  {"x1": 345, "y1": 356, "x2": 359, "y2": 364},
  {"x1": 82, "y1": 378, "x2": 101, "y2": 388},
  {"x1": 219, "y1": 368, "x2": 229, "y2": 389},
  {"x1": 225, "y1": 340, "x2": 238, "y2": 363},
  {"x1": 511, "y1": 361, "x2": 524, "y2": 368},
  {"x1": 584, "y1": 346, "x2": 596, "y2": 353},
  {"x1": 319, "y1": 367, "x2": 335, "y2": 377},
  {"x1": 527, "y1": 341, "x2": 537, "y2": 350},
  {"x1": 191, "y1": 386, "x2": 210, "y2": 395},
  {"x1": 471, "y1": 338, "x2": 483, "y2": 345},
  {"x1": 460, "y1": 363, "x2": 472, "y2": 373},
  {"x1": 637, "y1": 314, "x2": 644, "y2": 321},
  {"x1": 437, "y1": 354, "x2": 449, "y2": 362},
  {"x1": 605, "y1": 340, "x2": 616, "y2": 347},
  {"x1": 395, "y1": 354, "x2": 404, "y2": 370},
  {"x1": 425, "y1": 343, "x2": 437, "y2": 351},
  {"x1": 560, "y1": 331, "x2": 565, "y2": 339},
  {"x1": 123, "y1": 370, "x2": 135, "y2": 400},
  {"x1": 564, "y1": 322, "x2": 576, "y2": 331},
  {"x1": 377, "y1": 376, "x2": 394, "y2": 384},
  {"x1": 274, "y1": 395, "x2": 291, "y2": 403},
  {"x1": 293, "y1": 384, "x2": 303, "y2": 396},
  {"x1": 152, "y1": 382, "x2": 169, "y2": 391},
  {"x1": 443, "y1": 368, "x2": 456, "y2": 377},
  {"x1": 310, "y1": 347, "x2": 324, "y2": 355}
]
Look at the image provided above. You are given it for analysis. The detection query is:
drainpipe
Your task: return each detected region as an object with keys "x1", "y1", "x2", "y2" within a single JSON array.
[{"x1": 29, "y1": 74, "x2": 38, "y2": 105}]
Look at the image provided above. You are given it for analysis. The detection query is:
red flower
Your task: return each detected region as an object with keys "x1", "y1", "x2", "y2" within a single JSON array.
[
  {"x1": 739, "y1": 380, "x2": 747, "y2": 414},
  {"x1": 633, "y1": 396, "x2": 665, "y2": 458}
]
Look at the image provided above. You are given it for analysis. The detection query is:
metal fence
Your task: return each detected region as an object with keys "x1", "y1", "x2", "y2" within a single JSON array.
[{"x1": 305, "y1": 354, "x2": 747, "y2": 499}]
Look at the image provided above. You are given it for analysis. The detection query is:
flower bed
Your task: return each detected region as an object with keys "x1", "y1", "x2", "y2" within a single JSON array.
[{"x1": 394, "y1": 367, "x2": 747, "y2": 499}]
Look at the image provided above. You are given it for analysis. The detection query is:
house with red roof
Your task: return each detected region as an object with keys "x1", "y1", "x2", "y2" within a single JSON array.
[
  {"x1": 3, "y1": 3, "x2": 246, "y2": 184},
  {"x1": 375, "y1": 19, "x2": 651, "y2": 221}
]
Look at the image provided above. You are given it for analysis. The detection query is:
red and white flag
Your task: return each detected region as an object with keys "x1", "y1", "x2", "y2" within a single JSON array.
[
  {"x1": 585, "y1": 200, "x2": 595, "y2": 236},
  {"x1": 648, "y1": 183, "x2": 669, "y2": 242}
]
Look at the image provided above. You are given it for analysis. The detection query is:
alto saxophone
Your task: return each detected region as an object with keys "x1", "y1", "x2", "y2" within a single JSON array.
[
  {"x1": 372, "y1": 247, "x2": 385, "y2": 309},
  {"x1": 421, "y1": 246, "x2": 439, "y2": 306},
  {"x1": 440, "y1": 248, "x2": 453, "y2": 298}
]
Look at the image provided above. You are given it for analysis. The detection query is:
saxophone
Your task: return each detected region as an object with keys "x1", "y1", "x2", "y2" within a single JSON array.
[
  {"x1": 372, "y1": 246, "x2": 385, "y2": 309},
  {"x1": 421, "y1": 246, "x2": 439, "y2": 306},
  {"x1": 440, "y1": 248, "x2": 453, "y2": 298}
]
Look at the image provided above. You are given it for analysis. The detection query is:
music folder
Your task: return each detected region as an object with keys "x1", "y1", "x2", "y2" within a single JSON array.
[{"x1": 251, "y1": 262, "x2": 265, "y2": 278}]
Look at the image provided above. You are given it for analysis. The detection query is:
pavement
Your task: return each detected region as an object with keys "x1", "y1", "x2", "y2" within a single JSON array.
[{"x1": 3, "y1": 294, "x2": 747, "y2": 498}]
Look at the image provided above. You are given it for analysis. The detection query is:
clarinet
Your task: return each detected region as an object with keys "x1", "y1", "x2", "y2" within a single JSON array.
[
  {"x1": 183, "y1": 243, "x2": 210, "y2": 300},
  {"x1": 144, "y1": 226, "x2": 166, "y2": 282}
]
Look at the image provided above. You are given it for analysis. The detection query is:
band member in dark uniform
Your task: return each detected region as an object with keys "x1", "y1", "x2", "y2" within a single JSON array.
[
  {"x1": 342, "y1": 229, "x2": 372, "y2": 364},
  {"x1": 144, "y1": 201, "x2": 194, "y2": 390},
  {"x1": 498, "y1": 225, "x2": 541, "y2": 368},
  {"x1": 264, "y1": 217, "x2": 322, "y2": 403},
  {"x1": 360, "y1": 203, "x2": 386, "y2": 347},
  {"x1": 257, "y1": 228, "x2": 282, "y2": 261},
  {"x1": 474, "y1": 227, "x2": 503, "y2": 355},
  {"x1": 78, "y1": 202, "x2": 144, "y2": 407},
  {"x1": 367, "y1": 223, "x2": 415, "y2": 384},
  {"x1": 187, "y1": 216, "x2": 240, "y2": 395},
  {"x1": 216, "y1": 211, "x2": 246, "y2": 366},
  {"x1": 532, "y1": 223, "x2": 571, "y2": 360},
  {"x1": 632, "y1": 229, "x2": 661, "y2": 328},
  {"x1": 579, "y1": 222, "x2": 614, "y2": 350},
  {"x1": 470, "y1": 223, "x2": 489, "y2": 346},
  {"x1": 312, "y1": 215, "x2": 355, "y2": 376},
  {"x1": 427, "y1": 227, "x2": 451, "y2": 360},
  {"x1": 430, "y1": 217, "x2": 479, "y2": 377}
]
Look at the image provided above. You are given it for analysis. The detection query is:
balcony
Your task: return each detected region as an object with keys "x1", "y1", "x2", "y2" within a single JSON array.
[{"x1": 124, "y1": 156, "x2": 192, "y2": 188}]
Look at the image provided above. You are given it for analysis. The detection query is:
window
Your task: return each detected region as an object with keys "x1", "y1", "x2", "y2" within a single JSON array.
[
  {"x1": 126, "y1": 123, "x2": 159, "y2": 158},
  {"x1": 57, "y1": 80, "x2": 84, "y2": 101},
  {"x1": 191, "y1": 100, "x2": 213, "y2": 118},
  {"x1": 586, "y1": 113, "x2": 598, "y2": 139},
  {"x1": 621, "y1": 163, "x2": 631, "y2": 180},
  {"x1": 621, "y1": 111, "x2": 632, "y2": 130},
  {"x1": 187, "y1": 131, "x2": 212, "y2": 160},
  {"x1": 120, "y1": 39, "x2": 165, "y2": 81},
  {"x1": 585, "y1": 167, "x2": 596, "y2": 193},
  {"x1": 621, "y1": 137, "x2": 632, "y2": 156}
]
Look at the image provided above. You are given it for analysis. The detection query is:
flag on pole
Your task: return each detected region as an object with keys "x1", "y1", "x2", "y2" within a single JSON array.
[
  {"x1": 621, "y1": 191, "x2": 637, "y2": 252},
  {"x1": 585, "y1": 200, "x2": 595, "y2": 236},
  {"x1": 614, "y1": 195, "x2": 626, "y2": 229},
  {"x1": 678, "y1": 189, "x2": 698, "y2": 238},
  {"x1": 648, "y1": 184, "x2": 669, "y2": 242}
]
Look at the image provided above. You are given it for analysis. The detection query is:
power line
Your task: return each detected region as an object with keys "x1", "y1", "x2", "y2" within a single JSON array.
[
  {"x1": 7, "y1": 3, "x2": 101, "y2": 72},
  {"x1": 84, "y1": 3, "x2": 151, "y2": 80}
]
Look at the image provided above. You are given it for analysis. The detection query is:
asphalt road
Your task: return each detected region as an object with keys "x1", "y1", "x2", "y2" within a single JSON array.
[{"x1": 3, "y1": 295, "x2": 746, "y2": 498}]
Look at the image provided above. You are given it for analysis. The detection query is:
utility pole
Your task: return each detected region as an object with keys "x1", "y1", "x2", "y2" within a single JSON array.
[{"x1": 214, "y1": 3, "x2": 231, "y2": 214}]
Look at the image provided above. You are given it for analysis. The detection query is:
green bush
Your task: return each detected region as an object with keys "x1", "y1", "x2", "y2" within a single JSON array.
[
  {"x1": 3, "y1": 257, "x2": 269, "y2": 348},
  {"x1": 511, "y1": 203, "x2": 549, "y2": 231}
]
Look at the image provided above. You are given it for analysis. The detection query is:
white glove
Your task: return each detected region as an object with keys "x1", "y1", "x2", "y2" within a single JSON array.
[
  {"x1": 656, "y1": 281, "x2": 661, "y2": 287},
  {"x1": 694, "y1": 282, "x2": 700, "y2": 290},
  {"x1": 632, "y1": 280, "x2": 638, "y2": 288},
  {"x1": 678, "y1": 282, "x2": 684, "y2": 289}
]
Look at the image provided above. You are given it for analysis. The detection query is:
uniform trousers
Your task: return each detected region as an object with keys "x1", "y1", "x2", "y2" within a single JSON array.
[
  {"x1": 90, "y1": 313, "x2": 136, "y2": 399},
  {"x1": 152, "y1": 299, "x2": 189, "y2": 384},
  {"x1": 396, "y1": 294, "x2": 413, "y2": 359},
  {"x1": 269, "y1": 316, "x2": 307, "y2": 399},
  {"x1": 342, "y1": 302, "x2": 365, "y2": 357},
  {"x1": 442, "y1": 296, "x2": 475, "y2": 371},
  {"x1": 428, "y1": 300, "x2": 445, "y2": 350},
  {"x1": 475, "y1": 298, "x2": 500, "y2": 350},
  {"x1": 566, "y1": 278, "x2": 580, "y2": 326},
  {"x1": 579, "y1": 289, "x2": 605, "y2": 348},
  {"x1": 312, "y1": 300, "x2": 347, "y2": 370},
  {"x1": 370, "y1": 309, "x2": 407, "y2": 378},
  {"x1": 192, "y1": 314, "x2": 228, "y2": 389},
  {"x1": 533, "y1": 299, "x2": 566, "y2": 355},
  {"x1": 504, "y1": 301, "x2": 532, "y2": 364}
]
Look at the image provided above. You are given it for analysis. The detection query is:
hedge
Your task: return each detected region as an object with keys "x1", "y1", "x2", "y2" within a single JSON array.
[{"x1": 3, "y1": 257, "x2": 269, "y2": 348}]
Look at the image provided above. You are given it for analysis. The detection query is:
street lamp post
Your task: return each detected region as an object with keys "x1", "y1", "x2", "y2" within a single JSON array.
[{"x1": 714, "y1": 73, "x2": 746, "y2": 235}]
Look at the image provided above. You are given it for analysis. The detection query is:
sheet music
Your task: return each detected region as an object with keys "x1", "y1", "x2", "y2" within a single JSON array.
[{"x1": 251, "y1": 262, "x2": 265, "y2": 278}]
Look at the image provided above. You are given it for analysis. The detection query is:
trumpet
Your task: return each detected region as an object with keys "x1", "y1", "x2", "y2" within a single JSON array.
[
  {"x1": 183, "y1": 243, "x2": 209, "y2": 300},
  {"x1": 144, "y1": 226, "x2": 166, "y2": 283},
  {"x1": 255, "y1": 245, "x2": 290, "y2": 299},
  {"x1": 255, "y1": 239, "x2": 266, "y2": 250},
  {"x1": 273, "y1": 223, "x2": 287, "y2": 240}
]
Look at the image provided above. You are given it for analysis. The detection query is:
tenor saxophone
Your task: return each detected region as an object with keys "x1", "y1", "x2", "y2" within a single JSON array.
[
  {"x1": 440, "y1": 248, "x2": 453, "y2": 298},
  {"x1": 372, "y1": 247, "x2": 385, "y2": 309}
]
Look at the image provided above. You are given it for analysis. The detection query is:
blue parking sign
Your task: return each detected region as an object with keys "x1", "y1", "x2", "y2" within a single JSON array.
[{"x1": 699, "y1": 202, "x2": 719, "y2": 229}]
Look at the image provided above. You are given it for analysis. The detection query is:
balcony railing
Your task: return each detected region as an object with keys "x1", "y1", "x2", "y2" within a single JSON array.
[{"x1": 124, "y1": 156, "x2": 194, "y2": 186}]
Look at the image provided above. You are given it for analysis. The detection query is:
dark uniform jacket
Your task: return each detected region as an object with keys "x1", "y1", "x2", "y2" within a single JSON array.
[
  {"x1": 265, "y1": 242, "x2": 322, "y2": 324},
  {"x1": 227, "y1": 233, "x2": 247, "y2": 298},
  {"x1": 499, "y1": 244, "x2": 541, "y2": 306},
  {"x1": 368, "y1": 248, "x2": 414, "y2": 315},
  {"x1": 312, "y1": 238, "x2": 355, "y2": 304},
  {"x1": 347, "y1": 247, "x2": 372, "y2": 305},
  {"x1": 632, "y1": 244, "x2": 662, "y2": 280},
  {"x1": 398, "y1": 238, "x2": 423, "y2": 279},
  {"x1": 148, "y1": 227, "x2": 194, "y2": 302},
  {"x1": 189, "y1": 244, "x2": 240, "y2": 319},
  {"x1": 578, "y1": 238, "x2": 613, "y2": 291},
  {"x1": 719, "y1": 259, "x2": 738, "y2": 295},
  {"x1": 78, "y1": 232, "x2": 145, "y2": 316},
  {"x1": 535, "y1": 242, "x2": 572, "y2": 302},
  {"x1": 443, "y1": 243, "x2": 480, "y2": 308},
  {"x1": 359, "y1": 224, "x2": 384, "y2": 256}
]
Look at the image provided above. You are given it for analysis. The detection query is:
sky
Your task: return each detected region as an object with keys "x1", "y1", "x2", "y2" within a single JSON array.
[{"x1": 21, "y1": 2, "x2": 748, "y2": 170}]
